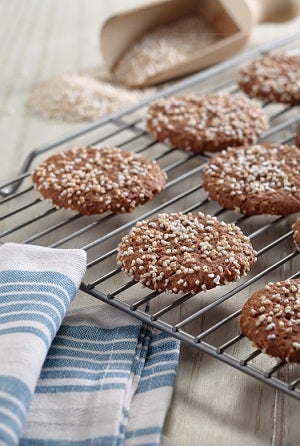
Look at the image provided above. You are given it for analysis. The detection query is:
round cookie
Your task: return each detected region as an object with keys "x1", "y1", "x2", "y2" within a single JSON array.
[
  {"x1": 32, "y1": 146, "x2": 167, "y2": 215},
  {"x1": 238, "y1": 53, "x2": 300, "y2": 105},
  {"x1": 240, "y1": 279, "x2": 300, "y2": 363},
  {"x1": 293, "y1": 216, "x2": 300, "y2": 250},
  {"x1": 202, "y1": 144, "x2": 300, "y2": 216},
  {"x1": 117, "y1": 212, "x2": 256, "y2": 294},
  {"x1": 146, "y1": 93, "x2": 268, "y2": 153}
]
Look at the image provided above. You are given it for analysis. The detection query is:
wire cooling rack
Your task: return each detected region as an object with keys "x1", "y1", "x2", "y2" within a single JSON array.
[{"x1": 1, "y1": 32, "x2": 300, "y2": 399}]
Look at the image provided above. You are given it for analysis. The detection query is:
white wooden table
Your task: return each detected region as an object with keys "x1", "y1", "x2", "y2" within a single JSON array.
[{"x1": 1, "y1": 1, "x2": 300, "y2": 445}]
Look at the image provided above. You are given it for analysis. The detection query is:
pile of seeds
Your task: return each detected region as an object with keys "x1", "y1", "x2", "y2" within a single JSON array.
[
  {"x1": 27, "y1": 74, "x2": 154, "y2": 122},
  {"x1": 112, "y1": 15, "x2": 217, "y2": 87}
]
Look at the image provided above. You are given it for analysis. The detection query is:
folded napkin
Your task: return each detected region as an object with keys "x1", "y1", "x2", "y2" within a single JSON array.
[
  {"x1": 0, "y1": 243, "x2": 87, "y2": 446},
  {"x1": 22, "y1": 305, "x2": 179, "y2": 446},
  {"x1": 0, "y1": 243, "x2": 180, "y2": 446}
]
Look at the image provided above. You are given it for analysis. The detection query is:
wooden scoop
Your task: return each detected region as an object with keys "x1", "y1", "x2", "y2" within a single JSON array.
[{"x1": 100, "y1": 0, "x2": 300, "y2": 87}]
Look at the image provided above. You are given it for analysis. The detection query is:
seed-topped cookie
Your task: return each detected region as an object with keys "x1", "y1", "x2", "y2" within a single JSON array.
[
  {"x1": 117, "y1": 212, "x2": 256, "y2": 294},
  {"x1": 32, "y1": 146, "x2": 167, "y2": 215},
  {"x1": 202, "y1": 144, "x2": 300, "y2": 215},
  {"x1": 241, "y1": 279, "x2": 300, "y2": 363},
  {"x1": 238, "y1": 53, "x2": 300, "y2": 105},
  {"x1": 293, "y1": 216, "x2": 300, "y2": 250},
  {"x1": 146, "y1": 93, "x2": 268, "y2": 153}
]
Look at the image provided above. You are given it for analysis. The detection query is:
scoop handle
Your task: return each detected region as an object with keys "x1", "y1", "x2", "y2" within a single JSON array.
[{"x1": 246, "y1": 0, "x2": 300, "y2": 24}]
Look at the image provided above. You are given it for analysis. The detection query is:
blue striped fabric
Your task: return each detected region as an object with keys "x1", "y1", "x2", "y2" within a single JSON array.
[
  {"x1": 20, "y1": 307, "x2": 180, "y2": 446},
  {"x1": 0, "y1": 270, "x2": 82, "y2": 446},
  {"x1": 0, "y1": 244, "x2": 179, "y2": 446},
  {"x1": 0, "y1": 376, "x2": 31, "y2": 446},
  {"x1": 34, "y1": 324, "x2": 142, "y2": 395},
  {"x1": 0, "y1": 271, "x2": 76, "y2": 348}
]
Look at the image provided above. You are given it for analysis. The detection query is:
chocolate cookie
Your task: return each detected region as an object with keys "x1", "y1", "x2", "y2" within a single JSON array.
[
  {"x1": 241, "y1": 279, "x2": 300, "y2": 363},
  {"x1": 296, "y1": 124, "x2": 300, "y2": 149},
  {"x1": 32, "y1": 146, "x2": 167, "y2": 215},
  {"x1": 117, "y1": 212, "x2": 256, "y2": 294},
  {"x1": 293, "y1": 216, "x2": 300, "y2": 250},
  {"x1": 238, "y1": 53, "x2": 300, "y2": 105},
  {"x1": 146, "y1": 93, "x2": 268, "y2": 153},
  {"x1": 202, "y1": 144, "x2": 300, "y2": 215}
]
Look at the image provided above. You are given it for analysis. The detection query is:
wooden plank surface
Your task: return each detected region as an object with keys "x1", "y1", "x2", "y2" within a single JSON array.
[{"x1": 1, "y1": 1, "x2": 300, "y2": 445}]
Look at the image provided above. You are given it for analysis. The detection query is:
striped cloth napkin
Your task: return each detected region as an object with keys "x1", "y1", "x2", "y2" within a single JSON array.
[{"x1": 0, "y1": 243, "x2": 180, "y2": 446}]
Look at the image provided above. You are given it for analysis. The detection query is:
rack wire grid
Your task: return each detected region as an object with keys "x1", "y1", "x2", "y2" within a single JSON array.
[{"x1": 1, "y1": 32, "x2": 300, "y2": 399}]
